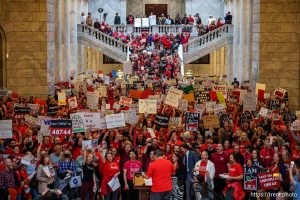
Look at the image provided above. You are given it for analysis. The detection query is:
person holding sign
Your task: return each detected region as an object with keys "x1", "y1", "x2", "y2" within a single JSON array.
[
  {"x1": 81, "y1": 150, "x2": 97, "y2": 200},
  {"x1": 37, "y1": 154, "x2": 55, "y2": 194},
  {"x1": 222, "y1": 153, "x2": 245, "y2": 200},
  {"x1": 100, "y1": 150, "x2": 120, "y2": 200}
]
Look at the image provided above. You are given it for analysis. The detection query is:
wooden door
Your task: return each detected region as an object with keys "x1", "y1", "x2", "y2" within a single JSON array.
[{"x1": 145, "y1": 4, "x2": 168, "y2": 17}]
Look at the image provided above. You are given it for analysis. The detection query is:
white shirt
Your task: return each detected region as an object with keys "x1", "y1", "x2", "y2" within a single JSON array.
[{"x1": 194, "y1": 159, "x2": 215, "y2": 188}]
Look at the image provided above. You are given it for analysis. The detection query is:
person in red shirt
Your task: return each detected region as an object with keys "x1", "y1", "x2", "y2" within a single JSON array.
[
  {"x1": 223, "y1": 153, "x2": 245, "y2": 200},
  {"x1": 211, "y1": 143, "x2": 229, "y2": 198},
  {"x1": 260, "y1": 138, "x2": 275, "y2": 167},
  {"x1": 123, "y1": 149, "x2": 142, "y2": 200},
  {"x1": 142, "y1": 149, "x2": 174, "y2": 200}
]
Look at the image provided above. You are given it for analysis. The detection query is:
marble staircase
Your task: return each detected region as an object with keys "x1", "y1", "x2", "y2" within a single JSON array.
[{"x1": 77, "y1": 24, "x2": 233, "y2": 64}]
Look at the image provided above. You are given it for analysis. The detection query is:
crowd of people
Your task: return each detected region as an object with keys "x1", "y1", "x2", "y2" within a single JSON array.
[{"x1": 1, "y1": 9, "x2": 299, "y2": 200}]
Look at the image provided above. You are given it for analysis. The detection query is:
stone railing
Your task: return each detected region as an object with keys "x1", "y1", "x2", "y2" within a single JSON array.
[
  {"x1": 110, "y1": 24, "x2": 199, "y2": 36},
  {"x1": 184, "y1": 24, "x2": 233, "y2": 50},
  {"x1": 78, "y1": 24, "x2": 129, "y2": 54}
]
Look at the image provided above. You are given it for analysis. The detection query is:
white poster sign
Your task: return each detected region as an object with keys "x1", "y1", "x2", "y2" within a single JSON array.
[
  {"x1": 138, "y1": 99, "x2": 157, "y2": 114},
  {"x1": 86, "y1": 91, "x2": 99, "y2": 109},
  {"x1": 164, "y1": 87, "x2": 183, "y2": 108},
  {"x1": 105, "y1": 113, "x2": 126, "y2": 129}
]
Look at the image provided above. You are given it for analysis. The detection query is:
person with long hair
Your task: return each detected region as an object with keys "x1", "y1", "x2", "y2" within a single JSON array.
[
  {"x1": 80, "y1": 150, "x2": 96, "y2": 200},
  {"x1": 100, "y1": 150, "x2": 120, "y2": 200},
  {"x1": 171, "y1": 153, "x2": 186, "y2": 200},
  {"x1": 37, "y1": 154, "x2": 55, "y2": 194},
  {"x1": 223, "y1": 153, "x2": 245, "y2": 200},
  {"x1": 123, "y1": 149, "x2": 142, "y2": 200}
]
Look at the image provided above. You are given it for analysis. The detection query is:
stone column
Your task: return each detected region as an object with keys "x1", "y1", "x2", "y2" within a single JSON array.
[
  {"x1": 227, "y1": 43, "x2": 233, "y2": 82},
  {"x1": 238, "y1": 0, "x2": 245, "y2": 81},
  {"x1": 70, "y1": 0, "x2": 78, "y2": 74},
  {"x1": 245, "y1": 0, "x2": 252, "y2": 81},
  {"x1": 55, "y1": 0, "x2": 62, "y2": 82},
  {"x1": 232, "y1": 0, "x2": 240, "y2": 81},
  {"x1": 120, "y1": 0, "x2": 127, "y2": 24}
]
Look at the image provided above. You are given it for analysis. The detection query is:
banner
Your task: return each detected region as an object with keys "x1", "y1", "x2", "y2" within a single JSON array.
[
  {"x1": 138, "y1": 99, "x2": 157, "y2": 114},
  {"x1": 119, "y1": 96, "x2": 132, "y2": 107},
  {"x1": 164, "y1": 87, "x2": 183, "y2": 108},
  {"x1": 154, "y1": 115, "x2": 170, "y2": 129},
  {"x1": 50, "y1": 119, "x2": 72, "y2": 136},
  {"x1": 86, "y1": 91, "x2": 99, "y2": 109},
  {"x1": 57, "y1": 92, "x2": 67, "y2": 106},
  {"x1": 0, "y1": 120, "x2": 12, "y2": 139},
  {"x1": 105, "y1": 113, "x2": 126, "y2": 129},
  {"x1": 258, "y1": 172, "x2": 280, "y2": 190},
  {"x1": 202, "y1": 115, "x2": 220, "y2": 129},
  {"x1": 243, "y1": 167, "x2": 258, "y2": 191},
  {"x1": 185, "y1": 112, "x2": 200, "y2": 132}
]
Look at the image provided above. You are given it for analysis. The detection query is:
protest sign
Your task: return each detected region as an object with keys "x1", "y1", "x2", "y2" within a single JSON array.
[
  {"x1": 178, "y1": 99, "x2": 188, "y2": 111},
  {"x1": 82, "y1": 140, "x2": 92, "y2": 150},
  {"x1": 194, "y1": 91, "x2": 210, "y2": 104},
  {"x1": 269, "y1": 100, "x2": 280, "y2": 111},
  {"x1": 14, "y1": 106, "x2": 31, "y2": 119},
  {"x1": 142, "y1": 18, "x2": 150, "y2": 27},
  {"x1": 25, "y1": 114, "x2": 39, "y2": 127},
  {"x1": 122, "y1": 110, "x2": 138, "y2": 125},
  {"x1": 149, "y1": 15, "x2": 156, "y2": 25},
  {"x1": 291, "y1": 120, "x2": 300, "y2": 131},
  {"x1": 202, "y1": 115, "x2": 220, "y2": 129},
  {"x1": 21, "y1": 155, "x2": 35, "y2": 166},
  {"x1": 205, "y1": 101, "x2": 216, "y2": 112},
  {"x1": 164, "y1": 87, "x2": 183, "y2": 108},
  {"x1": 154, "y1": 115, "x2": 170, "y2": 129},
  {"x1": 98, "y1": 118, "x2": 107, "y2": 130},
  {"x1": 147, "y1": 128, "x2": 156, "y2": 138},
  {"x1": 259, "y1": 107, "x2": 269, "y2": 117},
  {"x1": 243, "y1": 93, "x2": 256, "y2": 112},
  {"x1": 0, "y1": 120, "x2": 12, "y2": 139},
  {"x1": 119, "y1": 96, "x2": 132, "y2": 107},
  {"x1": 258, "y1": 172, "x2": 280, "y2": 190},
  {"x1": 123, "y1": 61, "x2": 132, "y2": 75},
  {"x1": 86, "y1": 91, "x2": 99, "y2": 109},
  {"x1": 68, "y1": 97, "x2": 78, "y2": 109},
  {"x1": 105, "y1": 113, "x2": 126, "y2": 129},
  {"x1": 244, "y1": 167, "x2": 258, "y2": 191},
  {"x1": 82, "y1": 112, "x2": 102, "y2": 130},
  {"x1": 185, "y1": 112, "x2": 200, "y2": 132},
  {"x1": 216, "y1": 92, "x2": 226, "y2": 104},
  {"x1": 50, "y1": 119, "x2": 72, "y2": 136},
  {"x1": 194, "y1": 104, "x2": 205, "y2": 115},
  {"x1": 255, "y1": 83, "x2": 266, "y2": 95},
  {"x1": 27, "y1": 104, "x2": 40, "y2": 113},
  {"x1": 98, "y1": 85, "x2": 107, "y2": 97},
  {"x1": 169, "y1": 117, "x2": 182, "y2": 127},
  {"x1": 57, "y1": 92, "x2": 67, "y2": 106},
  {"x1": 241, "y1": 111, "x2": 252, "y2": 123},
  {"x1": 213, "y1": 85, "x2": 228, "y2": 99},
  {"x1": 70, "y1": 113, "x2": 85, "y2": 133},
  {"x1": 138, "y1": 99, "x2": 157, "y2": 114},
  {"x1": 183, "y1": 93, "x2": 195, "y2": 102},
  {"x1": 134, "y1": 18, "x2": 141, "y2": 27},
  {"x1": 73, "y1": 80, "x2": 87, "y2": 93},
  {"x1": 274, "y1": 87, "x2": 286, "y2": 98}
]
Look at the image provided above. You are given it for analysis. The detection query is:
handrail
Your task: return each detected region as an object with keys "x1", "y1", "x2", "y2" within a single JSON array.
[
  {"x1": 77, "y1": 24, "x2": 129, "y2": 54},
  {"x1": 184, "y1": 24, "x2": 233, "y2": 50}
]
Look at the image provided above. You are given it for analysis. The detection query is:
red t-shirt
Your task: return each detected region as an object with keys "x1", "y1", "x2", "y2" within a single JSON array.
[
  {"x1": 147, "y1": 158, "x2": 174, "y2": 192},
  {"x1": 199, "y1": 161, "x2": 208, "y2": 177},
  {"x1": 211, "y1": 152, "x2": 229, "y2": 178},
  {"x1": 123, "y1": 160, "x2": 142, "y2": 180},
  {"x1": 229, "y1": 163, "x2": 243, "y2": 177}
]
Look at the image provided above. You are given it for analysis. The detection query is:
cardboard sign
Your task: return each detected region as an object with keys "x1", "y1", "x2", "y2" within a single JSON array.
[
  {"x1": 202, "y1": 115, "x2": 220, "y2": 129},
  {"x1": 291, "y1": 120, "x2": 300, "y2": 131},
  {"x1": 154, "y1": 115, "x2": 170, "y2": 129},
  {"x1": 86, "y1": 91, "x2": 99, "y2": 109},
  {"x1": 185, "y1": 112, "x2": 200, "y2": 132},
  {"x1": 50, "y1": 119, "x2": 72, "y2": 136},
  {"x1": 105, "y1": 113, "x2": 126, "y2": 129},
  {"x1": 138, "y1": 99, "x2": 157, "y2": 114},
  {"x1": 195, "y1": 91, "x2": 210, "y2": 104},
  {"x1": 119, "y1": 96, "x2": 132, "y2": 107},
  {"x1": 122, "y1": 110, "x2": 138, "y2": 125},
  {"x1": 164, "y1": 87, "x2": 183, "y2": 108},
  {"x1": 25, "y1": 114, "x2": 39, "y2": 127},
  {"x1": 269, "y1": 100, "x2": 280, "y2": 110},
  {"x1": 68, "y1": 97, "x2": 78, "y2": 109},
  {"x1": 258, "y1": 172, "x2": 280, "y2": 190},
  {"x1": 243, "y1": 93, "x2": 256, "y2": 112},
  {"x1": 213, "y1": 85, "x2": 228, "y2": 99},
  {"x1": 178, "y1": 99, "x2": 188, "y2": 111},
  {"x1": 0, "y1": 120, "x2": 12, "y2": 139},
  {"x1": 57, "y1": 92, "x2": 67, "y2": 106},
  {"x1": 244, "y1": 167, "x2": 258, "y2": 191},
  {"x1": 241, "y1": 111, "x2": 252, "y2": 123},
  {"x1": 169, "y1": 117, "x2": 182, "y2": 127}
]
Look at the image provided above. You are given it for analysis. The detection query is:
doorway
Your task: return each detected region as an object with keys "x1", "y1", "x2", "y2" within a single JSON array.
[{"x1": 145, "y1": 4, "x2": 168, "y2": 17}]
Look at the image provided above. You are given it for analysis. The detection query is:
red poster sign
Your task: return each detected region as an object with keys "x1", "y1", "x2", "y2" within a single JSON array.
[{"x1": 258, "y1": 172, "x2": 280, "y2": 190}]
